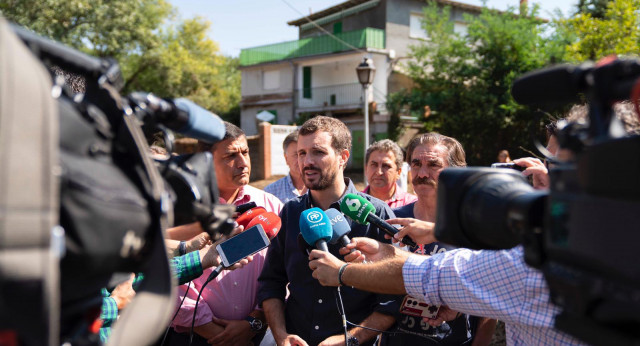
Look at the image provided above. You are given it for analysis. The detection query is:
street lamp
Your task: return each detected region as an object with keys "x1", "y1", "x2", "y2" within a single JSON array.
[{"x1": 356, "y1": 57, "x2": 375, "y2": 176}]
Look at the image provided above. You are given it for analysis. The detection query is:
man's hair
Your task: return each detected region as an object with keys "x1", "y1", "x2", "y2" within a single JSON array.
[
  {"x1": 547, "y1": 101, "x2": 640, "y2": 138},
  {"x1": 406, "y1": 132, "x2": 466, "y2": 167},
  {"x1": 282, "y1": 131, "x2": 298, "y2": 151},
  {"x1": 197, "y1": 121, "x2": 245, "y2": 152},
  {"x1": 298, "y1": 116, "x2": 351, "y2": 153},
  {"x1": 365, "y1": 139, "x2": 404, "y2": 169}
]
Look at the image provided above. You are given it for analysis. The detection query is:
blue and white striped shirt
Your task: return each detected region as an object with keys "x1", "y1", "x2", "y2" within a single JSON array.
[
  {"x1": 264, "y1": 174, "x2": 301, "y2": 204},
  {"x1": 403, "y1": 245, "x2": 586, "y2": 345}
]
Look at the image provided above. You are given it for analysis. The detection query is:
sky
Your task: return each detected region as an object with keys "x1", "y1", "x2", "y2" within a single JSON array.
[{"x1": 169, "y1": 0, "x2": 579, "y2": 57}]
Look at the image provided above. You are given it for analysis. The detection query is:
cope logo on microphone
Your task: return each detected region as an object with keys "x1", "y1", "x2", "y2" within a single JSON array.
[{"x1": 306, "y1": 211, "x2": 324, "y2": 223}]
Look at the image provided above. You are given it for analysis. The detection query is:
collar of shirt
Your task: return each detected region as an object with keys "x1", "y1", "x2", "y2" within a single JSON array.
[
  {"x1": 219, "y1": 185, "x2": 250, "y2": 205},
  {"x1": 363, "y1": 183, "x2": 402, "y2": 203},
  {"x1": 284, "y1": 174, "x2": 301, "y2": 196}
]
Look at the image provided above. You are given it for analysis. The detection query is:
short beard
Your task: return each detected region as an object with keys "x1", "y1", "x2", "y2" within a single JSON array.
[
  {"x1": 304, "y1": 167, "x2": 338, "y2": 191},
  {"x1": 412, "y1": 176, "x2": 437, "y2": 188}
]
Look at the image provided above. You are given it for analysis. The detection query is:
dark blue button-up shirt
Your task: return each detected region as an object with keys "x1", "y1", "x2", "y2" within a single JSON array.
[{"x1": 257, "y1": 179, "x2": 397, "y2": 346}]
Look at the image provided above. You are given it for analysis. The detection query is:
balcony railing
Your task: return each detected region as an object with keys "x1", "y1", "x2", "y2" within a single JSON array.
[
  {"x1": 294, "y1": 83, "x2": 386, "y2": 110},
  {"x1": 240, "y1": 28, "x2": 385, "y2": 66}
]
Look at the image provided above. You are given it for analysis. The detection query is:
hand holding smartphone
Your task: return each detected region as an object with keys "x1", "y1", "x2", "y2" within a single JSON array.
[{"x1": 216, "y1": 224, "x2": 270, "y2": 268}]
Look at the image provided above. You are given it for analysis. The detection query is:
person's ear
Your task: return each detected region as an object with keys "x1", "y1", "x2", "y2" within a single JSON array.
[{"x1": 339, "y1": 149, "x2": 350, "y2": 168}]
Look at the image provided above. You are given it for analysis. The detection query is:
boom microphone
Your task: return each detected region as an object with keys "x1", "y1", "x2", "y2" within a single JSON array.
[
  {"x1": 246, "y1": 212, "x2": 282, "y2": 240},
  {"x1": 128, "y1": 92, "x2": 226, "y2": 144},
  {"x1": 324, "y1": 208, "x2": 353, "y2": 249},
  {"x1": 236, "y1": 207, "x2": 267, "y2": 229},
  {"x1": 299, "y1": 208, "x2": 332, "y2": 252},
  {"x1": 339, "y1": 194, "x2": 417, "y2": 247}
]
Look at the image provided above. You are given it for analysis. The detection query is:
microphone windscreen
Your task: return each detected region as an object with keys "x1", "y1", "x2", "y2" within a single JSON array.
[
  {"x1": 299, "y1": 208, "x2": 332, "y2": 247},
  {"x1": 324, "y1": 208, "x2": 351, "y2": 244},
  {"x1": 246, "y1": 212, "x2": 282, "y2": 239},
  {"x1": 339, "y1": 193, "x2": 376, "y2": 225},
  {"x1": 236, "y1": 207, "x2": 267, "y2": 228}
]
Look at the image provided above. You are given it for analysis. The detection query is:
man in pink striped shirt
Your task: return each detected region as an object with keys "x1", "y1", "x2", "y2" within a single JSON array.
[
  {"x1": 362, "y1": 139, "x2": 417, "y2": 209},
  {"x1": 171, "y1": 122, "x2": 282, "y2": 346}
]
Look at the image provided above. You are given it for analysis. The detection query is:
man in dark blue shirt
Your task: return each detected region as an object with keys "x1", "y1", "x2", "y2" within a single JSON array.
[{"x1": 257, "y1": 116, "x2": 397, "y2": 346}]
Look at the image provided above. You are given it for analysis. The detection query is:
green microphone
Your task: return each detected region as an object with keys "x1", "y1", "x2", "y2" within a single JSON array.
[{"x1": 339, "y1": 193, "x2": 417, "y2": 247}]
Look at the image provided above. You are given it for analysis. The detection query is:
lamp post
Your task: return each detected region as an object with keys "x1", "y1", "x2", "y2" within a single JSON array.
[{"x1": 356, "y1": 57, "x2": 376, "y2": 177}]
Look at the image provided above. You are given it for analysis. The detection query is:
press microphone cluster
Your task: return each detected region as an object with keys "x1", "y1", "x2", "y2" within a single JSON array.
[{"x1": 339, "y1": 193, "x2": 417, "y2": 247}]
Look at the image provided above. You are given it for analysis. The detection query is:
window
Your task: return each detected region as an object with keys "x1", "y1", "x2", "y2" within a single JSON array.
[
  {"x1": 454, "y1": 22, "x2": 468, "y2": 36},
  {"x1": 333, "y1": 22, "x2": 342, "y2": 34},
  {"x1": 303, "y1": 66, "x2": 312, "y2": 99},
  {"x1": 409, "y1": 13, "x2": 428, "y2": 40},
  {"x1": 263, "y1": 70, "x2": 280, "y2": 90}
]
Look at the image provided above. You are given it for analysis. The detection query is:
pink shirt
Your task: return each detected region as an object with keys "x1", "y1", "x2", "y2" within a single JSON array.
[
  {"x1": 172, "y1": 184, "x2": 283, "y2": 330},
  {"x1": 362, "y1": 183, "x2": 418, "y2": 209}
]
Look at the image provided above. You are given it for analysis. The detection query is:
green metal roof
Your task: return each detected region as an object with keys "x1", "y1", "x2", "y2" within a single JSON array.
[{"x1": 239, "y1": 27, "x2": 385, "y2": 66}]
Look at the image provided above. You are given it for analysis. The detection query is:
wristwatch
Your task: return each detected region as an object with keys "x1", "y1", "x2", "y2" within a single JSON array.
[{"x1": 244, "y1": 316, "x2": 265, "y2": 332}]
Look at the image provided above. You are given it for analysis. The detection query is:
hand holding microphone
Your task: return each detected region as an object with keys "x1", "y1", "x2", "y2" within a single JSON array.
[{"x1": 339, "y1": 194, "x2": 418, "y2": 247}]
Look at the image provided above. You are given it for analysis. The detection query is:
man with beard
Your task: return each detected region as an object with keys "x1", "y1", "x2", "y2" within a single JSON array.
[
  {"x1": 257, "y1": 116, "x2": 397, "y2": 346},
  {"x1": 381, "y1": 133, "x2": 496, "y2": 346}
]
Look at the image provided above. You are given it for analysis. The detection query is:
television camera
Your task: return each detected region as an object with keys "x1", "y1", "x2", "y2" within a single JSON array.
[
  {"x1": 0, "y1": 21, "x2": 234, "y2": 345},
  {"x1": 434, "y1": 59, "x2": 640, "y2": 345}
]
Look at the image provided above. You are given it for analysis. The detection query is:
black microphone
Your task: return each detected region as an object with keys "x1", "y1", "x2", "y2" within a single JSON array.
[
  {"x1": 235, "y1": 202, "x2": 258, "y2": 214},
  {"x1": 340, "y1": 194, "x2": 417, "y2": 248}
]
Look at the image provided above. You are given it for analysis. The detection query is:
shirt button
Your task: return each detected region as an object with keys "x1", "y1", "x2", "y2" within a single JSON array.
[
  {"x1": 234, "y1": 306, "x2": 238, "y2": 310},
  {"x1": 315, "y1": 325, "x2": 319, "y2": 330},
  {"x1": 234, "y1": 282, "x2": 238, "y2": 286},
  {"x1": 318, "y1": 299, "x2": 323, "y2": 304}
]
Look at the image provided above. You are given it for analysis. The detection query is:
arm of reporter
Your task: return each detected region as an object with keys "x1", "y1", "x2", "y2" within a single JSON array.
[
  {"x1": 338, "y1": 237, "x2": 397, "y2": 263},
  {"x1": 309, "y1": 246, "x2": 409, "y2": 294},
  {"x1": 385, "y1": 218, "x2": 437, "y2": 245},
  {"x1": 166, "y1": 221, "x2": 206, "y2": 241}
]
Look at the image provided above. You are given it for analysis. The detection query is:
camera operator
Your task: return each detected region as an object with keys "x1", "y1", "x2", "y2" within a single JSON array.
[{"x1": 169, "y1": 122, "x2": 282, "y2": 346}]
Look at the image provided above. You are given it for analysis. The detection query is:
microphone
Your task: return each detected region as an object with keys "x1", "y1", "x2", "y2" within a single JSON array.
[
  {"x1": 236, "y1": 202, "x2": 258, "y2": 214},
  {"x1": 127, "y1": 93, "x2": 226, "y2": 144},
  {"x1": 324, "y1": 208, "x2": 353, "y2": 249},
  {"x1": 246, "y1": 212, "x2": 282, "y2": 240},
  {"x1": 299, "y1": 208, "x2": 332, "y2": 252},
  {"x1": 297, "y1": 233, "x2": 313, "y2": 256},
  {"x1": 236, "y1": 207, "x2": 267, "y2": 229},
  {"x1": 339, "y1": 193, "x2": 417, "y2": 248}
]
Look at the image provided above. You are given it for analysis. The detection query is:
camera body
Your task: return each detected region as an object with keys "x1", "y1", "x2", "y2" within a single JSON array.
[{"x1": 435, "y1": 59, "x2": 640, "y2": 345}]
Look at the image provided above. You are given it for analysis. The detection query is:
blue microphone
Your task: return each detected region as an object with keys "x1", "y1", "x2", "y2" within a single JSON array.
[
  {"x1": 299, "y1": 208, "x2": 332, "y2": 252},
  {"x1": 172, "y1": 98, "x2": 226, "y2": 144},
  {"x1": 324, "y1": 208, "x2": 353, "y2": 248}
]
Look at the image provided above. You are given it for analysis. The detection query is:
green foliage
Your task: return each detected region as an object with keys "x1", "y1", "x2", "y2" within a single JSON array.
[
  {"x1": 0, "y1": 0, "x2": 240, "y2": 120},
  {"x1": 123, "y1": 18, "x2": 240, "y2": 117},
  {"x1": 562, "y1": 0, "x2": 640, "y2": 62},
  {"x1": 0, "y1": 0, "x2": 172, "y2": 59},
  {"x1": 400, "y1": 2, "x2": 560, "y2": 164},
  {"x1": 576, "y1": 0, "x2": 612, "y2": 18}
]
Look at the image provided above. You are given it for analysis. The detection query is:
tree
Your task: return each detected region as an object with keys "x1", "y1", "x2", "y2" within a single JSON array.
[
  {"x1": 1, "y1": 0, "x2": 241, "y2": 121},
  {"x1": 0, "y1": 0, "x2": 172, "y2": 59},
  {"x1": 394, "y1": 2, "x2": 563, "y2": 164},
  {"x1": 122, "y1": 17, "x2": 240, "y2": 118},
  {"x1": 562, "y1": 0, "x2": 640, "y2": 62}
]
